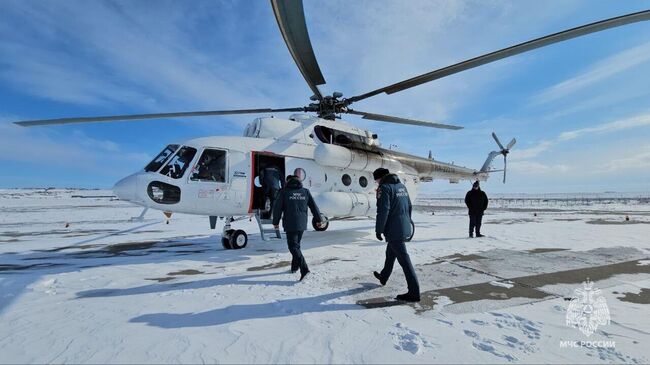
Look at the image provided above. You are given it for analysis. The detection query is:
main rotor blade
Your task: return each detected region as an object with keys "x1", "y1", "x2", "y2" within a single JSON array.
[
  {"x1": 503, "y1": 156, "x2": 507, "y2": 184},
  {"x1": 346, "y1": 109, "x2": 463, "y2": 130},
  {"x1": 506, "y1": 138, "x2": 517, "y2": 150},
  {"x1": 347, "y1": 9, "x2": 650, "y2": 104},
  {"x1": 492, "y1": 132, "x2": 505, "y2": 150},
  {"x1": 14, "y1": 107, "x2": 307, "y2": 127},
  {"x1": 271, "y1": 0, "x2": 326, "y2": 100}
]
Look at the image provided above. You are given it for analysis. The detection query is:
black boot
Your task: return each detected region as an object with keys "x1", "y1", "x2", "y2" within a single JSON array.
[
  {"x1": 299, "y1": 270, "x2": 310, "y2": 281},
  {"x1": 373, "y1": 271, "x2": 387, "y2": 286},
  {"x1": 396, "y1": 292, "x2": 421, "y2": 302},
  {"x1": 469, "y1": 232, "x2": 474, "y2": 238},
  {"x1": 476, "y1": 231, "x2": 484, "y2": 237}
]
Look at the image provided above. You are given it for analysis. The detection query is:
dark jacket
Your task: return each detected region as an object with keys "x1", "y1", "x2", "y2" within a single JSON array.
[
  {"x1": 375, "y1": 174, "x2": 413, "y2": 241},
  {"x1": 465, "y1": 188, "x2": 488, "y2": 215},
  {"x1": 260, "y1": 166, "x2": 283, "y2": 193},
  {"x1": 272, "y1": 178, "x2": 321, "y2": 232}
]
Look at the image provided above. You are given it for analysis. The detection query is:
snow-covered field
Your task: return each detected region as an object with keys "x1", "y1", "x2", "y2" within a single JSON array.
[{"x1": 1, "y1": 189, "x2": 649, "y2": 364}]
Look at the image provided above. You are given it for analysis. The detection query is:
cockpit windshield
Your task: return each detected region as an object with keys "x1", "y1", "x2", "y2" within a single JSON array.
[
  {"x1": 159, "y1": 146, "x2": 197, "y2": 179},
  {"x1": 145, "y1": 144, "x2": 179, "y2": 172}
]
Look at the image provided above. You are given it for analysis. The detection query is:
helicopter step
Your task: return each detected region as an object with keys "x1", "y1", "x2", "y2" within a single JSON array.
[{"x1": 255, "y1": 210, "x2": 282, "y2": 242}]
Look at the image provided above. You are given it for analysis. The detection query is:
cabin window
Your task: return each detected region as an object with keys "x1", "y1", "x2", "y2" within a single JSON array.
[
  {"x1": 359, "y1": 176, "x2": 368, "y2": 188},
  {"x1": 190, "y1": 149, "x2": 227, "y2": 182},
  {"x1": 145, "y1": 144, "x2": 179, "y2": 172},
  {"x1": 294, "y1": 168, "x2": 306, "y2": 181},
  {"x1": 159, "y1": 146, "x2": 197, "y2": 179},
  {"x1": 342, "y1": 174, "x2": 352, "y2": 186}
]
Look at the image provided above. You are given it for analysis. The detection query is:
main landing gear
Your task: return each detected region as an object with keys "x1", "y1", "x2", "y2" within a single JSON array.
[
  {"x1": 220, "y1": 214, "x2": 330, "y2": 250},
  {"x1": 221, "y1": 216, "x2": 248, "y2": 250}
]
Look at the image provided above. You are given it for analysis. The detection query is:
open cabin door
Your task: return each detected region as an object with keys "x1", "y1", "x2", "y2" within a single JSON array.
[{"x1": 250, "y1": 152, "x2": 286, "y2": 213}]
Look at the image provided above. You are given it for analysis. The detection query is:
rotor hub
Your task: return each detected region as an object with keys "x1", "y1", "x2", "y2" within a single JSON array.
[{"x1": 308, "y1": 92, "x2": 348, "y2": 120}]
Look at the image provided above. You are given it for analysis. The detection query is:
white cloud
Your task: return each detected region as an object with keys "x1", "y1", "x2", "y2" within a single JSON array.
[
  {"x1": 0, "y1": 1, "x2": 299, "y2": 121},
  {"x1": 599, "y1": 146, "x2": 650, "y2": 172},
  {"x1": 532, "y1": 40, "x2": 650, "y2": 105},
  {"x1": 306, "y1": 0, "x2": 581, "y2": 123},
  {"x1": 559, "y1": 113, "x2": 650, "y2": 141},
  {"x1": 508, "y1": 112, "x2": 650, "y2": 163},
  {"x1": 510, "y1": 140, "x2": 555, "y2": 160},
  {"x1": 509, "y1": 161, "x2": 570, "y2": 174},
  {"x1": 0, "y1": 122, "x2": 150, "y2": 176}
]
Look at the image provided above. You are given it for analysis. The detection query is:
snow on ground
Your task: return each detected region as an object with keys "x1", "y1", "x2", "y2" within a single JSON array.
[{"x1": 1, "y1": 189, "x2": 649, "y2": 363}]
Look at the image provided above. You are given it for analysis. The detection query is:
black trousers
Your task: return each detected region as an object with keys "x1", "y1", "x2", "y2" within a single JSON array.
[
  {"x1": 286, "y1": 231, "x2": 308, "y2": 275},
  {"x1": 469, "y1": 214, "x2": 483, "y2": 235},
  {"x1": 379, "y1": 240, "x2": 420, "y2": 296},
  {"x1": 263, "y1": 188, "x2": 279, "y2": 218}
]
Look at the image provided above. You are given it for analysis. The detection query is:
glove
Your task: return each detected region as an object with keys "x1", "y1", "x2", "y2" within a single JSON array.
[{"x1": 376, "y1": 232, "x2": 383, "y2": 241}]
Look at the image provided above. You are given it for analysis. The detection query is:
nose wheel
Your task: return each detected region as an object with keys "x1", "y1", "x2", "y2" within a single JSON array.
[{"x1": 221, "y1": 217, "x2": 248, "y2": 249}]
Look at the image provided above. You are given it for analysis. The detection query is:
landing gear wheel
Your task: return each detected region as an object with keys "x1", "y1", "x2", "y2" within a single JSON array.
[
  {"x1": 230, "y1": 230, "x2": 248, "y2": 249},
  {"x1": 312, "y1": 215, "x2": 329, "y2": 231},
  {"x1": 221, "y1": 229, "x2": 235, "y2": 249},
  {"x1": 406, "y1": 220, "x2": 415, "y2": 242}
]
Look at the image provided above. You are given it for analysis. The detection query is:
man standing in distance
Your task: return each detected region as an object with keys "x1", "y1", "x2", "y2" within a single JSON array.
[
  {"x1": 465, "y1": 181, "x2": 488, "y2": 238},
  {"x1": 372, "y1": 168, "x2": 420, "y2": 302},
  {"x1": 273, "y1": 175, "x2": 323, "y2": 281}
]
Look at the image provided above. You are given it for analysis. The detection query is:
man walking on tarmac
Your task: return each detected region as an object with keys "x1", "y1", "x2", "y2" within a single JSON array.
[
  {"x1": 273, "y1": 175, "x2": 323, "y2": 281},
  {"x1": 372, "y1": 168, "x2": 420, "y2": 302},
  {"x1": 465, "y1": 180, "x2": 489, "y2": 238}
]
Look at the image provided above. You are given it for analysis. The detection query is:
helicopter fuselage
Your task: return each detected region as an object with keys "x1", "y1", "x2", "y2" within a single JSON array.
[{"x1": 113, "y1": 114, "x2": 487, "y2": 219}]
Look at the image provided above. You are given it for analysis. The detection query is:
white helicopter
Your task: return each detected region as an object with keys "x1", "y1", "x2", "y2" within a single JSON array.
[{"x1": 14, "y1": 2, "x2": 650, "y2": 249}]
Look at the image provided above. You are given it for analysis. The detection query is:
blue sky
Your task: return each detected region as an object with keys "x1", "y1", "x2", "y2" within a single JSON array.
[{"x1": 1, "y1": 0, "x2": 650, "y2": 194}]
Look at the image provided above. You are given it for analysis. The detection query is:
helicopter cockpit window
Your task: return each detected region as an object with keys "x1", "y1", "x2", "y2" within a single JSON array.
[
  {"x1": 145, "y1": 144, "x2": 179, "y2": 172},
  {"x1": 190, "y1": 149, "x2": 227, "y2": 183},
  {"x1": 159, "y1": 146, "x2": 197, "y2": 179}
]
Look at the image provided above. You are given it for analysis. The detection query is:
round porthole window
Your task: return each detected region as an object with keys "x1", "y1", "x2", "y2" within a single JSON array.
[
  {"x1": 342, "y1": 174, "x2": 352, "y2": 186},
  {"x1": 294, "y1": 168, "x2": 306, "y2": 181},
  {"x1": 359, "y1": 176, "x2": 368, "y2": 188}
]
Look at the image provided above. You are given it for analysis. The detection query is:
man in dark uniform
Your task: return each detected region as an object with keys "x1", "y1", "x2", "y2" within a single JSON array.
[
  {"x1": 260, "y1": 165, "x2": 284, "y2": 218},
  {"x1": 465, "y1": 181, "x2": 488, "y2": 238},
  {"x1": 372, "y1": 168, "x2": 420, "y2": 302},
  {"x1": 272, "y1": 175, "x2": 323, "y2": 281}
]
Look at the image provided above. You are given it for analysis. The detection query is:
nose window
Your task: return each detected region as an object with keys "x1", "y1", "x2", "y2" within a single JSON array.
[
  {"x1": 147, "y1": 181, "x2": 181, "y2": 204},
  {"x1": 160, "y1": 146, "x2": 197, "y2": 179}
]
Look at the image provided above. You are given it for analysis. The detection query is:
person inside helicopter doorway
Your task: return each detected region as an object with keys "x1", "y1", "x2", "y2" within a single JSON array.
[{"x1": 260, "y1": 165, "x2": 284, "y2": 219}]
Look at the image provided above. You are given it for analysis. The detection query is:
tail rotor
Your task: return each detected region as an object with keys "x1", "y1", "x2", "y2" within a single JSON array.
[{"x1": 491, "y1": 132, "x2": 516, "y2": 183}]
